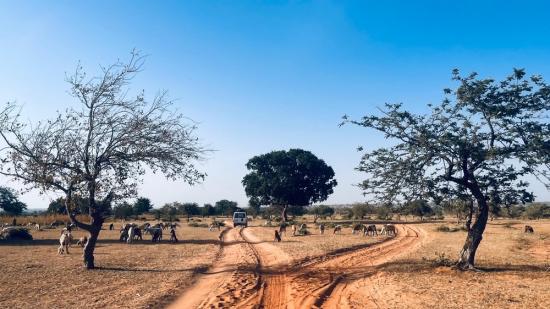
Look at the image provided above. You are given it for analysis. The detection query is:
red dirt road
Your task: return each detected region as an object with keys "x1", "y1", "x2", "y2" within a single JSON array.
[{"x1": 170, "y1": 224, "x2": 424, "y2": 309}]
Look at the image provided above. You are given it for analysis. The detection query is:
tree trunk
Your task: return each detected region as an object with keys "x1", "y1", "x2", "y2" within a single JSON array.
[
  {"x1": 457, "y1": 195, "x2": 488, "y2": 270},
  {"x1": 282, "y1": 205, "x2": 288, "y2": 222},
  {"x1": 83, "y1": 218, "x2": 103, "y2": 269}
]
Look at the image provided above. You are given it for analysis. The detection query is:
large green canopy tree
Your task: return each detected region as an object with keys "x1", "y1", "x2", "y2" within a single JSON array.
[
  {"x1": 344, "y1": 69, "x2": 549, "y2": 269},
  {"x1": 242, "y1": 149, "x2": 337, "y2": 222}
]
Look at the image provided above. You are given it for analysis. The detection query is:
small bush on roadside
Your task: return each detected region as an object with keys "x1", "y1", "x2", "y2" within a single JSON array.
[
  {"x1": 432, "y1": 251, "x2": 453, "y2": 267},
  {"x1": 436, "y1": 225, "x2": 466, "y2": 233},
  {"x1": 0, "y1": 227, "x2": 33, "y2": 241},
  {"x1": 188, "y1": 222, "x2": 208, "y2": 228}
]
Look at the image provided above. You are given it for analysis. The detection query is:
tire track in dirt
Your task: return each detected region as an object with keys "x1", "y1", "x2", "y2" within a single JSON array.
[
  {"x1": 289, "y1": 225, "x2": 425, "y2": 309},
  {"x1": 169, "y1": 227, "x2": 261, "y2": 309},
  {"x1": 240, "y1": 228, "x2": 293, "y2": 309},
  {"x1": 171, "y1": 224, "x2": 424, "y2": 309}
]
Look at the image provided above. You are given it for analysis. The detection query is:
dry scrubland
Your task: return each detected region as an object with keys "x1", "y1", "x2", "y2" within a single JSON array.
[
  {"x1": 362, "y1": 220, "x2": 550, "y2": 308},
  {"x1": 1, "y1": 217, "x2": 549, "y2": 308},
  {"x1": 0, "y1": 222, "x2": 221, "y2": 308}
]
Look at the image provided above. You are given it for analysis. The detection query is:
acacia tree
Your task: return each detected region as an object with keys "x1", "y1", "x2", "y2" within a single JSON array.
[
  {"x1": 344, "y1": 69, "x2": 549, "y2": 270},
  {"x1": 242, "y1": 149, "x2": 337, "y2": 222},
  {"x1": 0, "y1": 51, "x2": 206, "y2": 269}
]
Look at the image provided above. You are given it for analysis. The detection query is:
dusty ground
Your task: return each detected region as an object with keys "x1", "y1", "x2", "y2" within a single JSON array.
[
  {"x1": 363, "y1": 220, "x2": 550, "y2": 309},
  {"x1": 0, "y1": 222, "x2": 221, "y2": 309},
  {"x1": 1, "y1": 218, "x2": 549, "y2": 309}
]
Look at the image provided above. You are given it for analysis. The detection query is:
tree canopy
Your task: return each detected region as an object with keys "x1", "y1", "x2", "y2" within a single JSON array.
[
  {"x1": 0, "y1": 51, "x2": 206, "y2": 269},
  {"x1": 242, "y1": 149, "x2": 337, "y2": 221},
  {"x1": 215, "y1": 199, "x2": 238, "y2": 217},
  {"x1": 344, "y1": 69, "x2": 549, "y2": 269},
  {"x1": 0, "y1": 186, "x2": 27, "y2": 216},
  {"x1": 133, "y1": 197, "x2": 153, "y2": 215}
]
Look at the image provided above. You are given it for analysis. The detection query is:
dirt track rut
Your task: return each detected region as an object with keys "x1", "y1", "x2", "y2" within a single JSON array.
[{"x1": 170, "y1": 224, "x2": 424, "y2": 309}]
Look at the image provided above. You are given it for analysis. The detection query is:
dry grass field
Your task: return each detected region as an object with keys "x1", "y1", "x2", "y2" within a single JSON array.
[
  {"x1": 0, "y1": 221, "x2": 221, "y2": 309},
  {"x1": 1, "y1": 217, "x2": 548, "y2": 308}
]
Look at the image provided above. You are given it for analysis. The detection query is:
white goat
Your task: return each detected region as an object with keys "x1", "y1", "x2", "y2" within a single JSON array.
[{"x1": 58, "y1": 231, "x2": 73, "y2": 254}]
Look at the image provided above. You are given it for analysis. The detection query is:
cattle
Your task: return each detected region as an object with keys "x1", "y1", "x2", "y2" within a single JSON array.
[
  {"x1": 352, "y1": 224, "x2": 363, "y2": 235},
  {"x1": 524, "y1": 225, "x2": 534, "y2": 233},
  {"x1": 333, "y1": 225, "x2": 342, "y2": 234}
]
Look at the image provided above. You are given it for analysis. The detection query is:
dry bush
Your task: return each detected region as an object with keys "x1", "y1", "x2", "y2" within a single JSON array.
[{"x1": 0, "y1": 227, "x2": 33, "y2": 240}]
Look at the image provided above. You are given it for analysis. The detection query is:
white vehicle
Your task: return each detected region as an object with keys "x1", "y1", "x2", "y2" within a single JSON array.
[{"x1": 232, "y1": 211, "x2": 248, "y2": 227}]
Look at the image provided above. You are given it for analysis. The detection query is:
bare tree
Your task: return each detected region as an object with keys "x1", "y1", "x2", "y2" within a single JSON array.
[{"x1": 0, "y1": 51, "x2": 206, "y2": 269}]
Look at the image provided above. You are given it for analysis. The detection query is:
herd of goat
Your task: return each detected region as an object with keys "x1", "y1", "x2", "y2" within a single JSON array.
[
  {"x1": 273, "y1": 223, "x2": 398, "y2": 242},
  {"x1": 10, "y1": 219, "x2": 531, "y2": 255},
  {"x1": 57, "y1": 222, "x2": 180, "y2": 255}
]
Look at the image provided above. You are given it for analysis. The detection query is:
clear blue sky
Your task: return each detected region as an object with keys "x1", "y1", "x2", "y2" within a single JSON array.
[{"x1": 1, "y1": 1, "x2": 549, "y2": 208}]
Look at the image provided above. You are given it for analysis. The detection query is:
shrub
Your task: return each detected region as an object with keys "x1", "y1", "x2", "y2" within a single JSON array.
[
  {"x1": 431, "y1": 251, "x2": 453, "y2": 267},
  {"x1": 436, "y1": 225, "x2": 466, "y2": 233},
  {"x1": 0, "y1": 227, "x2": 33, "y2": 241}
]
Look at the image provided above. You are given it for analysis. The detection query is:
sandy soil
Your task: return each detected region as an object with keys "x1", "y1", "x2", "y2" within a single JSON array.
[
  {"x1": 360, "y1": 220, "x2": 550, "y2": 309},
  {"x1": 2, "y1": 218, "x2": 548, "y2": 308},
  {"x1": 248, "y1": 225, "x2": 388, "y2": 262},
  {"x1": 171, "y1": 223, "x2": 421, "y2": 309},
  {"x1": 0, "y1": 223, "x2": 220, "y2": 309}
]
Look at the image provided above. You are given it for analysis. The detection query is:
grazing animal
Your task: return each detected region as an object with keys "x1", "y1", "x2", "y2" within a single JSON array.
[
  {"x1": 524, "y1": 225, "x2": 534, "y2": 233},
  {"x1": 381, "y1": 224, "x2": 397, "y2": 236},
  {"x1": 278, "y1": 224, "x2": 287, "y2": 235},
  {"x1": 319, "y1": 224, "x2": 325, "y2": 235},
  {"x1": 364, "y1": 224, "x2": 378, "y2": 236},
  {"x1": 127, "y1": 226, "x2": 135, "y2": 244},
  {"x1": 274, "y1": 230, "x2": 282, "y2": 242},
  {"x1": 352, "y1": 224, "x2": 363, "y2": 235},
  {"x1": 333, "y1": 225, "x2": 342, "y2": 234},
  {"x1": 109, "y1": 223, "x2": 114, "y2": 230},
  {"x1": 146, "y1": 227, "x2": 163, "y2": 242},
  {"x1": 209, "y1": 222, "x2": 220, "y2": 231},
  {"x1": 169, "y1": 228, "x2": 178, "y2": 243},
  {"x1": 298, "y1": 224, "x2": 308, "y2": 235},
  {"x1": 134, "y1": 228, "x2": 143, "y2": 240},
  {"x1": 76, "y1": 236, "x2": 88, "y2": 247},
  {"x1": 291, "y1": 225, "x2": 297, "y2": 236},
  {"x1": 35, "y1": 223, "x2": 40, "y2": 230},
  {"x1": 58, "y1": 231, "x2": 73, "y2": 254},
  {"x1": 119, "y1": 228, "x2": 129, "y2": 242}
]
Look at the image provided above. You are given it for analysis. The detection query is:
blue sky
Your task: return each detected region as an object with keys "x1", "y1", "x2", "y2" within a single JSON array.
[{"x1": 1, "y1": 1, "x2": 549, "y2": 208}]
